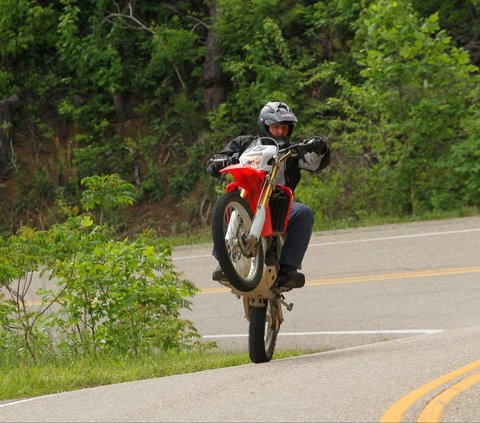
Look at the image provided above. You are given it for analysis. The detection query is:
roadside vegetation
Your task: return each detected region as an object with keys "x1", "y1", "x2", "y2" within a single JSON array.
[
  {"x1": 0, "y1": 0, "x2": 479, "y2": 236},
  {"x1": 0, "y1": 175, "x2": 308, "y2": 401},
  {"x1": 1, "y1": 0, "x2": 480, "y2": 401},
  {"x1": 0, "y1": 176, "x2": 203, "y2": 400},
  {"x1": 0, "y1": 350, "x2": 307, "y2": 401}
]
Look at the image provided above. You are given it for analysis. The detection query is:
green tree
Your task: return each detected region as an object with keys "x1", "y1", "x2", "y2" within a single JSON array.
[
  {"x1": 345, "y1": 0, "x2": 478, "y2": 214},
  {"x1": 1, "y1": 0, "x2": 480, "y2": 233},
  {"x1": 411, "y1": 0, "x2": 480, "y2": 66}
]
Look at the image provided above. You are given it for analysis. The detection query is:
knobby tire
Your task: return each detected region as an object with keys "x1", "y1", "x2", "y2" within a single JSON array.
[{"x1": 248, "y1": 300, "x2": 279, "y2": 363}]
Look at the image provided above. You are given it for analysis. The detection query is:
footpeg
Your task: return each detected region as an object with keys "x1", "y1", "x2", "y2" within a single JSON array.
[{"x1": 280, "y1": 298, "x2": 293, "y2": 311}]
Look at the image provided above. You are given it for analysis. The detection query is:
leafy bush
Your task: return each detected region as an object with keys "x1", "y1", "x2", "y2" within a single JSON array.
[
  {"x1": 80, "y1": 174, "x2": 136, "y2": 224},
  {"x1": 44, "y1": 222, "x2": 200, "y2": 356},
  {"x1": 0, "y1": 175, "x2": 202, "y2": 362}
]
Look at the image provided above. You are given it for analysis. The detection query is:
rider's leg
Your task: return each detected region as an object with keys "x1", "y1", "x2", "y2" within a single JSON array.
[
  {"x1": 280, "y1": 201, "x2": 314, "y2": 268},
  {"x1": 277, "y1": 202, "x2": 314, "y2": 288},
  {"x1": 212, "y1": 202, "x2": 314, "y2": 285},
  {"x1": 211, "y1": 247, "x2": 227, "y2": 281}
]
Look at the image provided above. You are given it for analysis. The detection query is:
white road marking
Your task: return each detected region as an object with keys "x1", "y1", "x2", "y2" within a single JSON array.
[
  {"x1": 202, "y1": 329, "x2": 443, "y2": 339},
  {"x1": 309, "y1": 228, "x2": 480, "y2": 248},
  {"x1": 0, "y1": 395, "x2": 53, "y2": 409},
  {"x1": 173, "y1": 253, "x2": 212, "y2": 260},
  {"x1": 0, "y1": 330, "x2": 443, "y2": 409},
  {"x1": 172, "y1": 228, "x2": 480, "y2": 260}
]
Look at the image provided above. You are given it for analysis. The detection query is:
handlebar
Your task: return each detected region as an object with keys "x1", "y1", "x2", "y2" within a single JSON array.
[
  {"x1": 279, "y1": 138, "x2": 315, "y2": 157},
  {"x1": 210, "y1": 137, "x2": 321, "y2": 169},
  {"x1": 209, "y1": 152, "x2": 239, "y2": 166},
  {"x1": 253, "y1": 136, "x2": 318, "y2": 156}
]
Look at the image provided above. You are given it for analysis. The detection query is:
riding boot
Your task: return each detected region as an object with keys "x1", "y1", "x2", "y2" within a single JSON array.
[{"x1": 276, "y1": 264, "x2": 305, "y2": 289}]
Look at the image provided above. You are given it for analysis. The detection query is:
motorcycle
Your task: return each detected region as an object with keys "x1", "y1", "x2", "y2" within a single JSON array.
[{"x1": 211, "y1": 137, "x2": 317, "y2": 363}]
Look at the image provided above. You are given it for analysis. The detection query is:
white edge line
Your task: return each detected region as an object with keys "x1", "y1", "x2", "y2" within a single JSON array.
[
  {"x1": 173, "y1": 253, "x2": 212, "y2": 261},
  {"x1": 309, "y1": 228, "x2": 480, "y2": 248},
  {"x1": 0, "y1": 394, "x2": 55, "y2": 409},
  {"x1": 172, "y1": 228, "x2": 480, "y2": 260},
  {"x1": 0, "y1": 330, "x2": 443, "y2": 409},
  {"x1": 202, "y1": 329, "x2": 444, "y2": 339}
]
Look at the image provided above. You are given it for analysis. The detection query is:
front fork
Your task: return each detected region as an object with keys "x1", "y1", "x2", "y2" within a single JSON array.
[
  {"x1": 246, "y1": 165, "x2": 279, "y2": 253},
  {"x1": 247, "y1": 185, "x2": 271, "y2": 251}
]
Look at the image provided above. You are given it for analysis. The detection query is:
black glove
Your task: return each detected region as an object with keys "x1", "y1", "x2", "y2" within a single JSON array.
[
  {"x1": 294, "y1": 142, "x2": 308, "y2": 155},
  {"x1": 305, "y1": 136, "x2": 328, "y2": 155},
  {"x1": 206, "y1": 154, "x2": 230, "y2": 178}
]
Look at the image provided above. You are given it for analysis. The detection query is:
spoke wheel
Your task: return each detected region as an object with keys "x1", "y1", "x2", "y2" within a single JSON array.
[{"x1": 212, "y1": 192, "x2": 263, "y2": 292}]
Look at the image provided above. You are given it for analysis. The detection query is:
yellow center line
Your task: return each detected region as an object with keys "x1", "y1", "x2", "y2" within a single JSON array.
[
  {"x1": 417, "y1": 370, "x2": 480, "y2": 422},
  {"x1": 198, "y1": 266, "x2": 480, "y2": 294},
  {"x1": 380, "y1": 360, "x2": 480, "y2": 423},
  {"x1": 198, "y1": 286, "x2": 231, "y2": 295},
  {"x1": 18, "y1": 266, "x2": 480, "y2": 303},
  {"x1": 308, "y1": 266, "x2": 480, "y2": 288}
]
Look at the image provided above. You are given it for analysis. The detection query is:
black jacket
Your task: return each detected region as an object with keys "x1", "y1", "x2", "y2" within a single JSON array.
[{"x1": 207, "y1": 135, "x2": 330, "y2": 191}]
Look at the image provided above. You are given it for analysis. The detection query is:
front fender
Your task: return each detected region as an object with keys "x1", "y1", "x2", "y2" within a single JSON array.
[
  {"x1": 220, "y1": 164, "x2": 265, "y2": 194},
  {"x1": 220, "y1": 164, "x2": 273, "y2": 236}
]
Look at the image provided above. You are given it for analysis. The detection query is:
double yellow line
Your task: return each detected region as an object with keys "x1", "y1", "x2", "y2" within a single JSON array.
[
  {"x1": 19, "y1": 266, "x2": 480, "y2": 301},
  {"x1": 381, "y1": 360, "x2": 480, "y2": 422},
  {"x1": 199, "y1": 266, "x2": 480, "y2": 294},
  {"x1": 198, "y1": 265, "x2": 480, "y2": 421}
]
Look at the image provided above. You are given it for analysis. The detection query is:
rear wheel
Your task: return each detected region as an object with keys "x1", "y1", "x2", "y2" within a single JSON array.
[
  {"x1": 248, "y1": 299, "x2": 281, "y2": 363},
  {"x1": 212, "y1": 192, "x2": 263, "y2": 292}
]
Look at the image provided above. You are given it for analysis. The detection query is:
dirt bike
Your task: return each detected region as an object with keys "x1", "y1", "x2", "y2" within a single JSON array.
[{"x1": 211, "y1": 136, "x2": 317, "y2": 363}]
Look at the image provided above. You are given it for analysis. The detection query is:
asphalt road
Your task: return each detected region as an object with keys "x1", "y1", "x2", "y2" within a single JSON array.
[
  {"x1": 1, "y1": 215, "x2": 480, "y2": 422},
  {"x1": 177, "y1": 215, "x2": 480, "y2": 352}
]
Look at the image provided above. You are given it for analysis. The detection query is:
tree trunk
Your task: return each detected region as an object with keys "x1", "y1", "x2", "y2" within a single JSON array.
[
  {"x1": 113, "y1": 92, "x2": 126, "y2": 131},
  {"x1": 202, "y1": 0, "x2": 224, "y2": 113},
  {"x1": 0, "y1": 95, "x2": 21, "y2": 178}
]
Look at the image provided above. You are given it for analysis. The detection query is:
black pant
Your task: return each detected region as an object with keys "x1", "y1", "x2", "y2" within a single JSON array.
[{"x1": 280, "y1": 201, "x2": 314, "y2": 269}]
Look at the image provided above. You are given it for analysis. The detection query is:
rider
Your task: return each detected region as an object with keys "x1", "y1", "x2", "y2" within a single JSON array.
[{"x1": 207, "y1": 101, "x2": 330, "y2": 289}]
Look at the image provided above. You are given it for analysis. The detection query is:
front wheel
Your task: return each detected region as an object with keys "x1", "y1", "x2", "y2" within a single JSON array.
[
  {"x1": 249, "y1": 299, "x2": 281, "y2": 363},
  {"x1": 212, "y1": 191, "x2": 264, "y2": 292}
]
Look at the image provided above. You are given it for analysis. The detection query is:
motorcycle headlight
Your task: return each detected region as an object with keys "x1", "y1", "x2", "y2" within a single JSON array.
[
  {"x1": 239, "y1": 144, "x2": 277, "y2": 171},
  {"x1": 240, "y1": 154, "x2": 262, "y2": 169}
]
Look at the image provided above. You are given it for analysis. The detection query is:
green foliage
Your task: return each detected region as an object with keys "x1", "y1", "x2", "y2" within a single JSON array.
[
  {"x1": 13, "y1": 168, "x2": 56, "y2": 221},
  {"x1": 448, "y1": 104, "x2": 480, "y2": 204},
  {"x1": 214, "y1": 4, "x2": 301, "y2": 131},
  {"x1": 46, "y1": 229, "x2": 199, "y2": 355},
  {"x1": 80, "y1": 174, "x2": 136, "y2": 224},
  {"x1": 0, "y1": 182, "x2": 201, "y2": 362},
  {"x1": 0, "y1": 226, "x2": 57, "y2": 360},
  {"x1": 0, "y1": 1, "x2": 59, "y2": 96},
  {"x1": 167, "y1": 142, "x2": 212, "y2": 197},
  {"x1": 339, "y1": 0, "x2": 479, "y2": 215},
  {"x1": 1, "y1": 0, "x2": 480, "y2": 233},
  {"x1": 411, "y1": 0, "x2": 480, "y2": 62},
  {"x1": 0, "y1": 350, "x2": 309, "y2": 401}
]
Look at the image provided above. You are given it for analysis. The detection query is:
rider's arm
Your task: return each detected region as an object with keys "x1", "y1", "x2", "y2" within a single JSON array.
[
  {"x1": 298, "y1": 136, "x2": 330, "y2": 172},
  {"x1": 298, "y1": 147, "x2": 330, "y2": 172},
  {"x1": 206, "y1": 135, "x2": 256, "y2": 178},
  {"x1": 219, "y1": 135, "x2": 256, "y2": 157}
]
